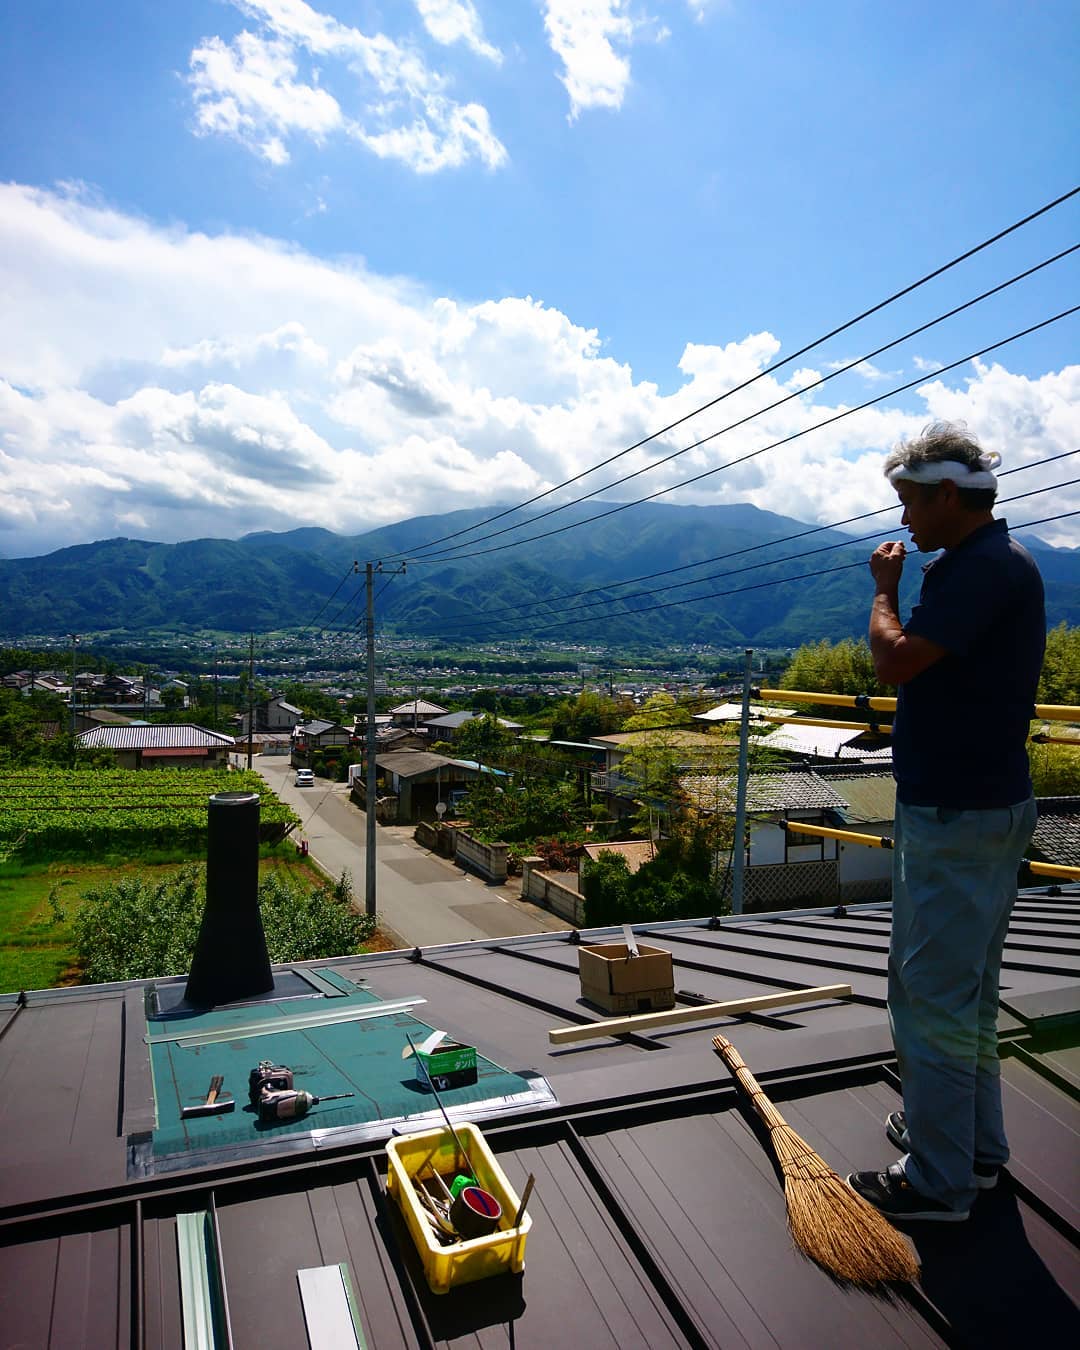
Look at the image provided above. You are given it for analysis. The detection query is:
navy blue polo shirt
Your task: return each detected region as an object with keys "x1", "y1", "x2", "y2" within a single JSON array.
[{"x1": 892, "y1": 519, "x2": 1045, "y2": 808}]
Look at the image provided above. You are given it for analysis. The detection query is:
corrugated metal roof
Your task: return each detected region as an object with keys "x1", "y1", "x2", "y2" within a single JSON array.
[
  {"x1": 75, "y1": 723, "x2": 234, "y2": 748},
  {"x1": 828, "y1": 774, "x2": 898, "y2": 823},
  {"x1": 1, "y1": 892, "x2": 1077, "y2": 1346},
  {"x1": 754, "y1": 721, "x2": 869, "y2": 757},
  {"x1": 389, "y1": 700, "x2": 448, "y2": 717},
  {"x1": 694, "y1": 702, "x2": 793, "y2": 722},
  {"x1": 682, "y1": 769, "x2": 851, "y2": 812}
]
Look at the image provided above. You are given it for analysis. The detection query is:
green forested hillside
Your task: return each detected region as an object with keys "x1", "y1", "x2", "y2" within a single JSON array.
[{"x1": 2, "y1": 502, "x2": 1077, "y2": 646}]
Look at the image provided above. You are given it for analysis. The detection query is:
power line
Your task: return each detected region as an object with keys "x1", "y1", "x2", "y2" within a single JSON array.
[
  {"x1": 495, "y1": 507, "x2": 1080, "y2": 637},
  {"x1": 298, "y1": 561, "x2": 358, "y2": 639},
  {"x1": 404, "y1": 446, "x2": 1080, "y2": 630},
  {"x1": 423, "y1": 472, "x2": 1080, "y2": 635},
  {"x1": 375, "y1": 186, "x2": 1079, "y2": 564},
  {"x1": 396, "y1": 304, "x2": 1080, "y2": 566},
  {"x1": 396, "y1": 243, "x2": 1080, "y2": 564},
  {"x1": 412, "y1": 475, "x2": 1080, "y2": 637}
]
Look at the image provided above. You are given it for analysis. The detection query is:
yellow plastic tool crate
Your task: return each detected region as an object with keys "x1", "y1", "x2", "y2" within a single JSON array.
[{"x1": 385, "y1": 1122, "x2": 531, "y2": 1294}]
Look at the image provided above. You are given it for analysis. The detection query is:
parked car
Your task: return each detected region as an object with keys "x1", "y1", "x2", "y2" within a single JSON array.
[{"x1": 295, "y1": 769, "x2": 315, "y2": 787}]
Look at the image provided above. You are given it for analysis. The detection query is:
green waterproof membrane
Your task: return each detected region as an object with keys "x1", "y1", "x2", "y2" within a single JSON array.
[{"x1": 143, "y1": 969, "x2": 550, "y2": 1170}]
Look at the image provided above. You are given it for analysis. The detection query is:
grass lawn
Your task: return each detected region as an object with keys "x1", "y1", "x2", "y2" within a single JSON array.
[{"x1": 0, "y1": 850, "x2": 395, "y2": 995}]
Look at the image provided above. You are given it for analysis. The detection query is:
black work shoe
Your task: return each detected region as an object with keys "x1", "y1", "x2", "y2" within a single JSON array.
[
  {"x1": 884, "y1": 1111, "x2": 1001, "y2": 1190},
  {"x1": 847, "y1": 1163, "x2": 970, "y2": 1222}
]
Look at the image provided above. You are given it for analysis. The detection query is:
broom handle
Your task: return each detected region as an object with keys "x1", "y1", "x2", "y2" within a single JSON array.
[{"x1": 712, "y1": 1034, "x2": 787, "y2": 1132}]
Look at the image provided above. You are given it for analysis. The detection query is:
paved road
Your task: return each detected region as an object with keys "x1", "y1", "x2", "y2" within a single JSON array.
[{"x1": 245, "y1": 755, "x2": 571, "y2": 948}]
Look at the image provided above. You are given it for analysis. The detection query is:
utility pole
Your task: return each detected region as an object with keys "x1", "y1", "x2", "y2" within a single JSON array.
[
  {"x1": 213, "y1": 649, "x2": 220, "y2": 729},
  {"x1": 365, "y1": 564, "x2": 377, "y2": 919},
  {"x1": 731, "y1": 648, "x2": 753, "y2": 916},
  {"x1": 246, "y1": 634, "x2": 255, "y2": 771},
  {"x1": 68, "y1": 633, "x2": 80, "y2": 734},
  {"x1": 364, "y1": 560, "x2": 405, "y2": 919}
]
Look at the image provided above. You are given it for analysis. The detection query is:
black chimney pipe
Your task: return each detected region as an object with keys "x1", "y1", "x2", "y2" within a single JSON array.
[{"x1": 184, "y1": 791, "x2": 274, "y2": 1007}]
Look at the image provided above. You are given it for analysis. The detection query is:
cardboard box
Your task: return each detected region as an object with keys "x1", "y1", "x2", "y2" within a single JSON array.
[
  {"x1": 578, "y1": 942, "x2": 675, "y2": 1013},
  {"x1": 413, "y1": 1039, "x2": 478, "y2": 1091}
]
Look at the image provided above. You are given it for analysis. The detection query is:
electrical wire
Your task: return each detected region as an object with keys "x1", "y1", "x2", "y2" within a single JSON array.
[
  {"x1": 393, "y1": 305, "x2": 1079, "y2": 569},
  {"x1": 317, "y1": 583, "x2": 365, "y2": 638},
  {"x1": 402, "y1": 446, "x2": 1080, "y2": 630},
  {"x1": 298, "y1": 562, "x2": 357, "y2": 639},
  {"x1": 417, "y1": 471, "x2": 1080, "y2": 636},
  {"x1": 396, "y1": 244, "x2": 1080, "y2": 564},
  {"x1": 495, "y1": 507, "x2": 1080, "y2": 638},
  {"x1": 375, "y1": 186, "x2": 1079, "y2": 564},
  {"x1": 410, "y1": 481, "x2": 1080, "y2": 638}
]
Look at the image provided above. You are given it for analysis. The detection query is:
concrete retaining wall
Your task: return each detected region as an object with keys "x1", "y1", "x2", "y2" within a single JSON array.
[
  {"x1": 521, "y1": 858, "x2": 584, "y2": 925},
  {"x1": 455, "y1": 831, "x2": 509, "y2": 884}
]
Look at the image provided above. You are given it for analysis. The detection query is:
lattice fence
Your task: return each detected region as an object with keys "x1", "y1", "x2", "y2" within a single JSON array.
[{"x1": 717, "y1": 859, "x2": 841, "y2": 913}]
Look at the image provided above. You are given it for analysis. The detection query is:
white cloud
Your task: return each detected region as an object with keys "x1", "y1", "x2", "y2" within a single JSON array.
[
  {"x1": 190, "y1": 32, "x2": 343, "y2": 164},
  {"x1": 824, "y1": 358, "x2": 902, "y2": 382},
  {"x1": 413, "y1": 1, "x2": 502, "y2": 64},
  {"x1": 912, "y1": 354, "x2": 944, "y2": 373},
  {"x1": 187, "y1": 0, "x2": 507, "y2": 172},
  {"x1": 1, "y1": 183, "x2": 1077, "y2": 559},
  {"x1": 543, "y1": 0, "x2": 639, "y2": 119}
]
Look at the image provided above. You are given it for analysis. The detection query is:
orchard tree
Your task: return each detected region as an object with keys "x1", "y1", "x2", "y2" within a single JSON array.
[
  {"x1": 1038, "y1": 623, "x2": 1080, "y2": 705},
  {"x1": 780, "y1": 638, "x2": 888, "y2": 696}
]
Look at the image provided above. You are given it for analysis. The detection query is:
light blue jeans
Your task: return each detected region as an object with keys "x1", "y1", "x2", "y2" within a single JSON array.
[{"x1": 888, "y1": 796, "x2": 1037, "y2": 1211}]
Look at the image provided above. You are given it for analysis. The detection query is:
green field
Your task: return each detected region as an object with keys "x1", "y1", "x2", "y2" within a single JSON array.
[
  {"x1": 0, "y1": 851, "x2": 342, "y2": 995},
  {"x1": 0, "y1": 767, "x2": 305, "y2": 993},
  {"x1": 0, "y1": 767, "x2": 299, "y2": 856}
]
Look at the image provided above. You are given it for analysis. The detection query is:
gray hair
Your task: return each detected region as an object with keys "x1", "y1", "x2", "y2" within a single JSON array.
[{"x1": 884, "y1": 421, "x2": 997, "y2": 508}]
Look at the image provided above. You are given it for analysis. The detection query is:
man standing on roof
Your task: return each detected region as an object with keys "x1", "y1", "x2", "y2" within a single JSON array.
[{"x1": 848, "y1": 421, "x2": 1045, "y2": 1224}]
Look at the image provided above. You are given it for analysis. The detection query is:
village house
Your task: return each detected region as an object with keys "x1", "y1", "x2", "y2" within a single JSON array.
[{"x1": 74, "y1": 724, "x2": 234, "y2": 769}]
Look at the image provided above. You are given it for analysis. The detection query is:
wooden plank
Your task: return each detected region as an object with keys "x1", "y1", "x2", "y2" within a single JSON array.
[{"x1": 548, "y1": 983, "x2": 852, "y2": 1044}]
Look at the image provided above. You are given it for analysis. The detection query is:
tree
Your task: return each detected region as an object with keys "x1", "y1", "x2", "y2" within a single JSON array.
[
  {"x1": 456, "y1": 713, "x2": 513, "y2": 765},
  {"x1": 66, "y1": 865, "x2": 376, "y2": 984},
  {"x1": 549, "y1": 691, "x2": 626, "y2": 743},
  {"x1": 1038, "y1": 623, "x2": 1080, "y2": 705},
  {"x1": 1029, "y1": 742, "x2": 1080, "y2": 797},
  {"x1": 621, "y1": 691, "x2": 684, "y2": 730},
  {"x1": 780, "y1": 637, "x2": 888, "y2": 697}
]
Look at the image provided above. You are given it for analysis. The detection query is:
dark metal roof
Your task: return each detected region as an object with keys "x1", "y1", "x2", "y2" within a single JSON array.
[{"x1": 1, "y1": 893, "x2": 1078, "y2": 1347}]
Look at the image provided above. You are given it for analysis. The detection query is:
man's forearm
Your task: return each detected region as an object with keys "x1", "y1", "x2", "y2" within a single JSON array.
[{"x1": 869, "y1": 585, "x2": 907, "y2": 683}]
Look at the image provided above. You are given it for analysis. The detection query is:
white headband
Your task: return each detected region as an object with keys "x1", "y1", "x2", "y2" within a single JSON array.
[{"x1": 887, "y1": 450, "x2": 999, "y2": 490}]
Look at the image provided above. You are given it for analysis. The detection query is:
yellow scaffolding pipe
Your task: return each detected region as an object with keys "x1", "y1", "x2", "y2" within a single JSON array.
[
  {"x1": 758, "y1": 688, "x2": 897, "y2": 712},
  {"x1": 779, "y1": 820, "x2": 893, "y2": 849},
  {"x1": 757, "y1": 688, "x2": 1080, "y2": 723},
  {"x1": 761, "y1": 712, "x2": 893, "y2": 734},
  {"x1": 779, "y1": 819, "x2": 1080, "y2": 880}
]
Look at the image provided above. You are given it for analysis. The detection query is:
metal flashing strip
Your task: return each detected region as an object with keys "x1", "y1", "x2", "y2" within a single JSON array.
[
  {"x1": 297, "y1": 1264, "x2": 367, "y2": 1350},
  {"x1": 293, "y1": 967, "x2": 350, "y2": 998},
  {"x1": 146, "y1": 996, "x2": 426, "y2": 1047},
  {"x1": 176, "y1": 1210, "x2": 228, "y2": 1349}
]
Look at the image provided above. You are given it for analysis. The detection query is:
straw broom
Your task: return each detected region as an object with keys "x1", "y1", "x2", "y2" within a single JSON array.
[{"x1": 712, "y1": 1033, "x2": 919, "y2": 1286}]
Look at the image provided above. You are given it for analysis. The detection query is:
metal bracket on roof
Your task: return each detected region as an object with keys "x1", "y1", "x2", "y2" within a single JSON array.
[{"x1": 146, "y1": 996, "x2": 427, "y2": 1047}]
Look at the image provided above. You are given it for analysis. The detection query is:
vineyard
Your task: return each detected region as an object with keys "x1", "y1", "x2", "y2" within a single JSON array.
[{"x1": 0, "y1": 768, "x2": 300, "y2": 856}]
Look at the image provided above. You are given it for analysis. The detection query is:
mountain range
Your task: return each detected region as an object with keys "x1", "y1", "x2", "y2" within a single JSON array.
[{"x1": 2, "y1": 501, "x2": 1077, "y2": 647}]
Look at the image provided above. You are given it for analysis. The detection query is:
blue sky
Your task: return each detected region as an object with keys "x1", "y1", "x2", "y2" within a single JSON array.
[{"x1": 1, "y1": 0, "x2": 1077, "y2": 560}]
